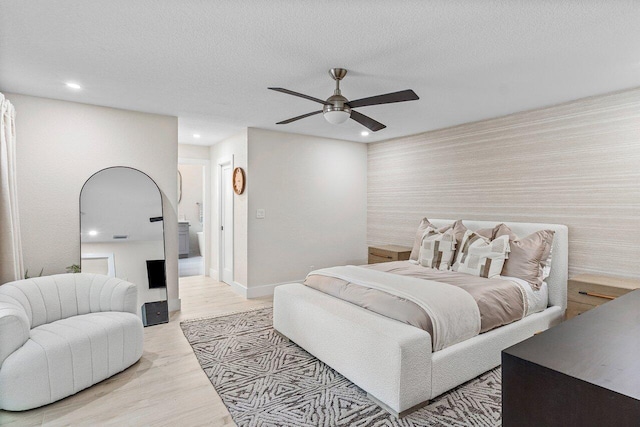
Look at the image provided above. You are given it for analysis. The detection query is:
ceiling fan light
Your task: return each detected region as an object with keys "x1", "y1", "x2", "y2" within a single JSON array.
[{"x1": 323, "y1": 109, "x2": 350, "y2": 125}]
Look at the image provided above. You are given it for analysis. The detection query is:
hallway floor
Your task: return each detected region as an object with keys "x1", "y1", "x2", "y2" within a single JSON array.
[{"x1": 178, "y1": 255, "x2": 204, "y2": 277}]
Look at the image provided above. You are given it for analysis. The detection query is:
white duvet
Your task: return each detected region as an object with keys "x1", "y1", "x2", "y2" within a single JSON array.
[{"x1": 501, "y1": 276, "x2": 549, "y2": 315}]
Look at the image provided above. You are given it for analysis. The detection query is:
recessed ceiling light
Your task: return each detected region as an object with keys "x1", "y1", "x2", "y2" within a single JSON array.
[
  {"x1": 65, "y1": 82, "x2": 82, "y2": 90},
  {"x1": 360, "y1": 131, "x2": 370, "y2": 137},
  {"x1": 193, "y1": 134, "x2": 201, "y2": 138},
  {"x1": 88, "y1": 230, "x2": 98, "y2": 236}
]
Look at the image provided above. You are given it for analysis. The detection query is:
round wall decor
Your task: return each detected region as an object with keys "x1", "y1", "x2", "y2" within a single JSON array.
[{"x1": 233, "y1": 167, "x2": 245, "y2": 195}]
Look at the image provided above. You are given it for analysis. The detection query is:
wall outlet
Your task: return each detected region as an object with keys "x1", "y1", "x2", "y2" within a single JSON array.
[{"x1": 256, "y1": 209, "x2": 265, "y2": 219}]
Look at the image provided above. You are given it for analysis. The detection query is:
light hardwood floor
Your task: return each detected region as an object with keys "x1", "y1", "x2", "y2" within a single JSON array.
[{"x1": 0, "y1": 276, "x2": 273, "y2": 427}]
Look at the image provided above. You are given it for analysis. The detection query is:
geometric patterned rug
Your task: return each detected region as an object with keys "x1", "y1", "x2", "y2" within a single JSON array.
[{"x1": 180, "y1": 308, "x2": 501, "y2": 427}]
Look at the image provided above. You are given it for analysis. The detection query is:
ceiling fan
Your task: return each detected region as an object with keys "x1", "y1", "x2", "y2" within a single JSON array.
[{"x1": 269, "y1": 68, "x2": 419, "y2": 132}]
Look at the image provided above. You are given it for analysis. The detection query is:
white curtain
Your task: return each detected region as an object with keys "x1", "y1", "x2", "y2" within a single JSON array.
[{"x1": 0, "y1": 93, "x2": 24, "y2": 284}]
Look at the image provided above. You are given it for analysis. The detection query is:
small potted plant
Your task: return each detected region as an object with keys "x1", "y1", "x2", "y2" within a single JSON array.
[{"x1": 66, "y1": 264, "x2": 81, "y2": 273}]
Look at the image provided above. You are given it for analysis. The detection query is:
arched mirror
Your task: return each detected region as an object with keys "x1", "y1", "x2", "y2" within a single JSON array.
[{"x1": 80, "y1": 167, "x2": 168, "y2": 326}]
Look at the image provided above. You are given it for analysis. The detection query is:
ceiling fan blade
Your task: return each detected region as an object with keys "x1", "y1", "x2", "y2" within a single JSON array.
[
  {"x1": 276, "y1": 110, "x2": 323, "y2": 125},
  {"x1": 268, "y1": 87, "x2": 330, "y2": 105},
  {"x1": 350, "y1": 110, "x2": 386, "y2": 132},
  {"x1": 347, "y1": 89, "x2": 419, "y2": 108}
]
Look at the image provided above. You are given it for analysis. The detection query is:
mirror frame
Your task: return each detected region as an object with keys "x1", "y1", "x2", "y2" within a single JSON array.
[{"x1": 79, "y1": 166, "x2": 167, "y2": 298}]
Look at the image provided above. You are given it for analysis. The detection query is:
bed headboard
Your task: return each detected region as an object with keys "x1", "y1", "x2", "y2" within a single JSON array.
[{"x1": 429, "y1": 219, "x2": 568, "y2": 310}]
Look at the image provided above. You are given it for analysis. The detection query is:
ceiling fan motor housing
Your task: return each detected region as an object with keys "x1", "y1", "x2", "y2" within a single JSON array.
[
  {"x1": 323, "y1": 94, "x2": 351, "y2": 115},
  {"x1": 323, "y1": 68, "x2": 351, "y2": 123}
]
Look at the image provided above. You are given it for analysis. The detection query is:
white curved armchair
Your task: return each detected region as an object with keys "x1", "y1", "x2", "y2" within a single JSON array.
[{"x1": 0, "y1": 273, "x2": 144, "y2": 411}]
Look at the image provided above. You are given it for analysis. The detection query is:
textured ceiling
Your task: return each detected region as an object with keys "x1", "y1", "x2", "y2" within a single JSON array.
[{"x1": 1, "y1": 1, "x2": 639, "y2": 145}]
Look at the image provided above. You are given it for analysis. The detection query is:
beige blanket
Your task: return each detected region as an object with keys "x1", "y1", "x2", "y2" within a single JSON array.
[
  {"x1": 304, "y1": 261, "x2": 526, "y2": 350},
  {"x1": 306, "y1": 265, "x2": 480, "y2": 351}
]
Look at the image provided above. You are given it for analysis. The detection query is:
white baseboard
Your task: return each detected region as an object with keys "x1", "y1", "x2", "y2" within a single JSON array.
[
  {"x1": 168, "y1": 298, "x2": 181, "y2": 313},
  {"x1": 246, "y1": 280, "x2": 304, "y2": 299},
  {"x1": 229, "y1": 281, "x2": 248, "y2": 298},
  {"x1": 223, "y1": 280, "x2": 303, "y2": 299},
  {"x1": 209, "y1": 268, "x2": 219, "y2": 281}
]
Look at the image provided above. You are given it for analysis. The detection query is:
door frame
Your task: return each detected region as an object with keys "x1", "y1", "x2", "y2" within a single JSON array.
[{"x1": 217, "y1": 155, "x2": 234, "y2": 284}]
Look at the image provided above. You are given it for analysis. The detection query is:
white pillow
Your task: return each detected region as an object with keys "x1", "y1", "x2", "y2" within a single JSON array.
[
  {"x1": 418, "y1": 227, "x2": 457, "y2": 271},
  {"x1": 452, "y1": 230, "x2": 510, "y2": 278}
]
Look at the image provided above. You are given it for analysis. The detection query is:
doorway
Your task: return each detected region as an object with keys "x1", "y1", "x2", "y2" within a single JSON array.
[
  {"x1": 177, "y1": 160, "x2": 208, "y2": 277},
  {"x1": 218, "y1": 156, "x2": 234, "y2": 285}
]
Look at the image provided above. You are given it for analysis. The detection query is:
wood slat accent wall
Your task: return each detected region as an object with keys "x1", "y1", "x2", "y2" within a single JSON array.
[{"x1": 368, "y1": 87, "x2": 640, "y2": 279}]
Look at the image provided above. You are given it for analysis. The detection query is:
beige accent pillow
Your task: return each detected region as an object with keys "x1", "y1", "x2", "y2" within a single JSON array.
[
  {"x1": 540, "y1": 245, "x2": 553, "y2": 281},
  {"x1": 409, "y1": 218, "x2": 455, "y2": 261},
  {"x1": 418, "y1": 227, "x2": 457, "y2": 271},
  {"x1": 449, "y1": 220, "x2": 469, "y2": 261},
  {"x1": 475, "y1": 228, "x2": 494, "y2": 239},
  {"x1": 453, "y1": 230, "x2": 510, "y2": 278},
  {"x1": 493, "y1": 224, "x2": 555, "y2": 290}
]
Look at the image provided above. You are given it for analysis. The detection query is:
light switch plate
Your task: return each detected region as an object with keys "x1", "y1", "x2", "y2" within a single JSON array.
[{"x1": 256, "y1": 209, "x2": 265, "y2": 219}]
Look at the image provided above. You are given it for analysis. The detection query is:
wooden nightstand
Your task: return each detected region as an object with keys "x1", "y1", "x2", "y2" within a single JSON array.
[
  {"x1": 368, "y1": 245, "x2": 412, "y2": 264},
  {"x1": 566, "y1": 274, "x2": 640, "y2": 319}
]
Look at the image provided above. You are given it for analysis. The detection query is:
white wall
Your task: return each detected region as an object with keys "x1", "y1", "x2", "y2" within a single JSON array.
[
  {"x1": 7, "y1": 93, "x2": 180, "y2": 309},
  {"x1": 209, "y1": 130, "x2": 248, "y2": 286},
  {"x1": 246, "y1": 128, "x2": 367, "y2": 297},
  {"x1": 178, "y1": 143, "x2": 209, "y2": 160}
]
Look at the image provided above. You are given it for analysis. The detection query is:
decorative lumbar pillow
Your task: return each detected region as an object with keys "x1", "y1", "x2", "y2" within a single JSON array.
[
  {"x1": 493, "y1": 223, "x2": 555, "y2": 290},
  {"x1": 409, "y1": 218, "x2": 456, "y2": 261},
  {"x1": 418, "y1": 227, "x2": 457, "y2": 270},
  {"x1": 409, "y1": 218, "x2": 434, "y2": 261},
  {"x1": 453, "y1": 230, "x2": 510, "y2": 278}
]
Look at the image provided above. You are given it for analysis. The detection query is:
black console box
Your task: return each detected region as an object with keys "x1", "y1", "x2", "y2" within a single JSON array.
[{"x1": 141, "y1": 300, "x2": 169, "y2": 327}]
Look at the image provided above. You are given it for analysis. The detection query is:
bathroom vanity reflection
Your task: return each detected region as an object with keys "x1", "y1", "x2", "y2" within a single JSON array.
[{"x1": 80, "y1": 167, "x2": 168, "y2": 326}]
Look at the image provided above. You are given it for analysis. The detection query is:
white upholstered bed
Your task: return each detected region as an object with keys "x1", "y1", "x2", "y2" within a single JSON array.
[{"x1": 273, "y1": 219, "x2": 568, "y2": 417}]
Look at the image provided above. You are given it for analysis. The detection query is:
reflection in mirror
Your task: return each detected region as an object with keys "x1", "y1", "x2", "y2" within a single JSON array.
[
  {"x1": 80, "y1": 167, "x2": 167, "y2": 325},
  {"x1": 81, "y1": 253, "x2": 116, "y2": 277}
]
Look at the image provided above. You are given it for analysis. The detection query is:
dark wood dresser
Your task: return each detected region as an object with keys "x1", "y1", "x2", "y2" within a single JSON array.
[{"x1": 502, "y1": 289, "x2": 640, "y2": 427}]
